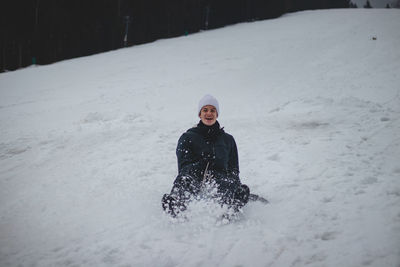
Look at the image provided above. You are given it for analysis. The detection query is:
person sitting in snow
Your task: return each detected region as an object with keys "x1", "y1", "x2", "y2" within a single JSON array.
[{"x1": 162, "y1": 94, "x2": 250, "y2": 217}]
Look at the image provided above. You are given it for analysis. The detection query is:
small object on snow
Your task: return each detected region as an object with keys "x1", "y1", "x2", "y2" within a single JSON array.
[
  {"x1": 372, "y1": 36, "x2": 377, "y2": 40},
  {"x1": 249, "y1": 193, "x2": 269, "y2": 204}
]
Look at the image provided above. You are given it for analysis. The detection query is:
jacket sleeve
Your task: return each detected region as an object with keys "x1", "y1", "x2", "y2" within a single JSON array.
[
  {"x1": 176, "y1": 133, "x2": 203, "y2": 178},
  {"x1": 228, "y1": 135, "x2": 240, "y2": 179}
]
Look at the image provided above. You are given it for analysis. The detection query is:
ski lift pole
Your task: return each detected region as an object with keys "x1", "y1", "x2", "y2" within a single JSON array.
[{"x1": 124, "y1": 16, "x2": 131, "y2": 47}]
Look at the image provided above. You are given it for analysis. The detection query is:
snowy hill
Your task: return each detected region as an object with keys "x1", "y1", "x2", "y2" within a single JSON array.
[{"x1": 1, "y1": 9, "x2": 399, "y2": 267}]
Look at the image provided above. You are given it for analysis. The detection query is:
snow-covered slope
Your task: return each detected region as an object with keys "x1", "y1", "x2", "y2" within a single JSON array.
[{"x1": 1, "y1": 9, "x2": 399, "y2": 267}]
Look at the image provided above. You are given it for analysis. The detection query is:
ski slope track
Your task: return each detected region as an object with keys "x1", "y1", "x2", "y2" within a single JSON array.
[{"x1": 1, "y1": 9, "x2": 399, "y2": 267}]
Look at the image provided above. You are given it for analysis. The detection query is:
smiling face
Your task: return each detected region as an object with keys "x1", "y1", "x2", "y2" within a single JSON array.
[{"x1": 199, "y1": 105, "x2": 218, "y2": 126}]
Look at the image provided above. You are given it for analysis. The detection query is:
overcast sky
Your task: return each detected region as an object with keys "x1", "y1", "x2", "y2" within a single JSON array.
[{"x1": 351, "y1": 0, "x2": 397, "y2": 7}]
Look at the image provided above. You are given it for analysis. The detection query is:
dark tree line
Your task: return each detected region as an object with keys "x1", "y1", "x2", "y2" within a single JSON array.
[{"x1": 1, "y1": 0, "x2": 350, "y2": 72}]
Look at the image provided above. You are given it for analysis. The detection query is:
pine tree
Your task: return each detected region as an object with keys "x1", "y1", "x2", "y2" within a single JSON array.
[{"x1": 364, "y1": 0, "x2": 372, "y2": 8}]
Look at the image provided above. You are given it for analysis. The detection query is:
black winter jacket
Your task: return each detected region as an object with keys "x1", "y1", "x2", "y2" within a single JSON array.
[{"x1": 176, "y1": 121, "x2": 240, "y2": 185}]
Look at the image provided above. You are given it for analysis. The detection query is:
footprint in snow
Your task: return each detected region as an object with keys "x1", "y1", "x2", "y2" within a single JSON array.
[
  {"x1": 321, "y1": 196, "x2": 334, "y2": 203},
  {"x1": 360, "y1": 176, "x2": 378, "y2": 185},
  {"x1": 267, "y1": 153, "x2": 280, "y2": 161},
  {"x1": 315, "y1": 231, "x2": 338, "y2": 241},
  {"x1": 380, "y1": 117, "x2": 390, "y2": 122}
]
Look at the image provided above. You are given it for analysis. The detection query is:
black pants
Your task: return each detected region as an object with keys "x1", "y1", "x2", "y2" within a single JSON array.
[{"x1": 163, "y1": 173, "x2": 250, "y2": 216}]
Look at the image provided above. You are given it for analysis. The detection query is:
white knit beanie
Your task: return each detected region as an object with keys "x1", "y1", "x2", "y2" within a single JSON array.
[{"x1": 198, "y1": 94, "x2": 220, "y2": 116}]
